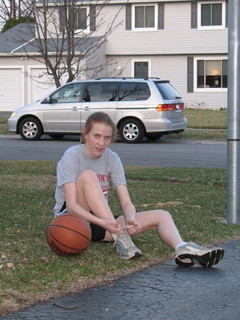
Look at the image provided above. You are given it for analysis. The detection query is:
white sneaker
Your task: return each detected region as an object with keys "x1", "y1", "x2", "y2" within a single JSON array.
[
  {"x1": 175, "y1": 242, "x2": 224, "y2": 267},
  {"x1": 114, "y1": 227, "x2": 142, "y2": 260}
]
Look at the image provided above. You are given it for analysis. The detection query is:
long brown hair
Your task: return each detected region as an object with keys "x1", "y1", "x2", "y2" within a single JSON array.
[{"x1": 80, "y1": 112, "x2": 117, "y2": 144}]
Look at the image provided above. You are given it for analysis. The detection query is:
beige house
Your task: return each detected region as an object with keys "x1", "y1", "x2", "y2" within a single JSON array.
[{"x1": 0, "y1": 0, "x2": 228, "y2": 111}]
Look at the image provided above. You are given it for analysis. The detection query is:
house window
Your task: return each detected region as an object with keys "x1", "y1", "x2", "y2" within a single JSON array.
[
  {"x1": 60, "y1": 6, "x2": 92, "y2": 33},
  {"x1": 134, "y1": 62, "x2": 149, "y2": 78},
  {"x1": 75, "y1": 8, "x2": 88, "y2": 30},
  {"x1": 132, "y1": 4, "x2": 157, "y2": 31},
  {"x1": 132, "y1": 60, "x2": 151, "y2": 78},
  {"x1": 195, "y1": 58, "x2": 227, "y2": 90},
  {"x1": 75, "y1": 7, "x2": 89, "y2": 31},
  {"x1": 198, "y1": 2, "x2": 226, "y2": 29}
]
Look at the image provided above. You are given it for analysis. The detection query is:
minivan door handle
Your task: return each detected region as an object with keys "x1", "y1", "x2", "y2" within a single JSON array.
[
  {"x1": 72, "y1": 106, "x2": 77, "y2": 111},
  {"x1": 84, "y1": 106, "x2": 90, "y2": 111}
]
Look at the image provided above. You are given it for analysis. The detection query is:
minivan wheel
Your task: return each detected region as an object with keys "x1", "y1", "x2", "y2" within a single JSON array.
[
  {"x1": 119, "y1": 119, "x2": 145, "y2": 143},
  {"x1": 19, "y1": 117, "x2": 43, "y2": 141}
]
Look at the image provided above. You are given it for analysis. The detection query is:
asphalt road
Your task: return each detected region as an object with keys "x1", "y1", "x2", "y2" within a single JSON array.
[{"x1": 0, "y1": 134, "x2": 227, "y2": 168}]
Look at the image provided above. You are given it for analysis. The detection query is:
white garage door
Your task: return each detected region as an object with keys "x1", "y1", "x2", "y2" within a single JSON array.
[
  {"x1": 0, "y1": 68, "x2": 23, "y2": 111},
  {"x1": 29, "y1": 67, "x2": 56, "y2": 103}
]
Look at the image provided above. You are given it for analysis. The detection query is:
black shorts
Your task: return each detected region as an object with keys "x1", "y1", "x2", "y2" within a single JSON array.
[{"x1": 58, "y1": 202, "x2": 117, "y2": 242}]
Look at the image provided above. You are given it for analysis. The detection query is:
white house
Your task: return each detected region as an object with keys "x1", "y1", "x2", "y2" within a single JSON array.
[{"x1": 0, "y1": 0, "x2": 228, "y2": 112}]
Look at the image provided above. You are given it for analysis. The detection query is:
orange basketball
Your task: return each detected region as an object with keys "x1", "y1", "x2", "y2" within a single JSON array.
[{"x1": 46, "y1": 212, "x2": 92, "y2": 257}]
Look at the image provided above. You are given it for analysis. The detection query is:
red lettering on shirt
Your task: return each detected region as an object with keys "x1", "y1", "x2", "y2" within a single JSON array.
[
  {"x1": 97, "y1": 174, "x2": 109, "y2": 182},
  {"x1": 97, "y1": 175, "x2": 109, "y2": 197}
]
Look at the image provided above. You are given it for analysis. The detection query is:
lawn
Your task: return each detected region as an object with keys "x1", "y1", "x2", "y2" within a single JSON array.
[
  {"x1": 168, "y1": 108, "x2": 227, "y2": 140},
  {"x1": 1, "y1": 161, "x2": 240, "y2": 316},
  {"x1": 0, "y1": 116, "x2": 11, "y2": 134},
  {"x1": 185, "y1": 108, "x2": 227, "y2": 129}
]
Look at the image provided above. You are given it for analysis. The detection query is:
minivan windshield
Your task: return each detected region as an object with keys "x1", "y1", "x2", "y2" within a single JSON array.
[{"x1": 155, "y1": 81, "x2": 181, "y2": 100}]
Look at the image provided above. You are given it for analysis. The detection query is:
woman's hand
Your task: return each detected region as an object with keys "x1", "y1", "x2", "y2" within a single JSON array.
[
  {"x1": 101, "y1": 218, "x2": 121, "y2": 235},
  {"x1": 125, "y1": 219, "x2": 141, "y2": 236}
]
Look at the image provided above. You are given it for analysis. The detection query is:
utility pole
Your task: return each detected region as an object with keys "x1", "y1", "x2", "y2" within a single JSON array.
[{"x1": 227, "y1": 0, "x2": 240, "y2": 224}]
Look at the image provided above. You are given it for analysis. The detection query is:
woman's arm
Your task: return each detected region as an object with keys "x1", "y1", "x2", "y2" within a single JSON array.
[{"x1": 115, "y1": 185, "x2": 141, "y2": 235}]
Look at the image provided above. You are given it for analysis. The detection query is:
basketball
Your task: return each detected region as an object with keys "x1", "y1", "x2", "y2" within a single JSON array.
[{"x1": 46, "y1": 212, "x2": 92, "y2": 257}]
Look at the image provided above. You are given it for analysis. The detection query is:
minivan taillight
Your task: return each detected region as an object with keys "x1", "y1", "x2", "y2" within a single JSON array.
[{"x1": 156, "y1": 103, "x2": 184, "y2": 111}]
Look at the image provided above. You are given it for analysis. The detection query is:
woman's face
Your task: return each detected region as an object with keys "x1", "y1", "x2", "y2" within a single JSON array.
[{"x1": 84, "y1": 122, "x2": 113, "y2": 159}]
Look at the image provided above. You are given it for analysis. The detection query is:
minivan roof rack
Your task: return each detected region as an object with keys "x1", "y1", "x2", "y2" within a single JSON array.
[{"x1": 94, "y1": 77, "x2": 161, "y2": 80}]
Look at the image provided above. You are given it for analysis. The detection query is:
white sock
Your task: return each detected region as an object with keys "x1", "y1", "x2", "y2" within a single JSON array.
[{"x1": 175, "y1": 241, "x2": 187, "y2": 249}]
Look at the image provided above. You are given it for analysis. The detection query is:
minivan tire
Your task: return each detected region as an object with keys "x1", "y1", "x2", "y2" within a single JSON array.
[
  {"x1": 19, "y1": 117, "x2": 43, "y2": 141},
  {"x1": 119, "y1": 118, "x2": 145, "y2": 143}
]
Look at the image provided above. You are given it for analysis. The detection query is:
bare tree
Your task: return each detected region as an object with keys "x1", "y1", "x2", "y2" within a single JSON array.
[
  {"x1": 0, "y1": 0, "x2": 34, "y2": 21},
  {"x1": 20, "y1": 0, "x2": 123, "y2": 87}
]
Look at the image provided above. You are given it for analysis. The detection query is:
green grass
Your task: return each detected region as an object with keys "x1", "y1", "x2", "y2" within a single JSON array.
[
  {"x1": 184, "y1": 108, "x2": 227, "y2": 129},
  {"x1": 167, "y1": 128, "x2": 226, "y2": 141},
  {"x1": 1, "y1": 161, "x2": 240, "y2": 316},
  {"x1": 0, "y1": 116, "x2": 11, "y2": 134},
  {"x1": 164, "y1": 108, "x2": 227, "y2": 141}
]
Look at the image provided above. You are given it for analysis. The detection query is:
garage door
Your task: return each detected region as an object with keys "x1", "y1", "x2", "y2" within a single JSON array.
[
  {"x1": 0, "y1": 68, "x2": 23, "y2": 111},
  {"x1": 29, "y1": 67, "x2": 56, "y2": 103}
]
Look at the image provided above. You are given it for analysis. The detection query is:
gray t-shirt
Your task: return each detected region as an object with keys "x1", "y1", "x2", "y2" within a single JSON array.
[{"x1": 53, "y1": 144, "x2": 126, "y2": 215}]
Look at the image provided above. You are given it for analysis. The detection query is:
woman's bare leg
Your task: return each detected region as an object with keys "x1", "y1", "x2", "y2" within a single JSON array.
[
  {"x1": 104, "y1": 209, "x2": 183, "y2": 248},
  {"x1": 76, "y1": 171, "x2": 183, "y2": 248},
  {"x1": 76, "y1": 170, "x2": 115, "y2": 219}
]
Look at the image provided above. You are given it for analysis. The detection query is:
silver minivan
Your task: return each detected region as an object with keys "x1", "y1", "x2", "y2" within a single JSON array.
[{"x1": 8, "y1": 77, "x2": 187, "y2": 143}]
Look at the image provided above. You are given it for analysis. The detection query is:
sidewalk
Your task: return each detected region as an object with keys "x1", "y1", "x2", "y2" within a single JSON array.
[{"x1": 1, "y1": 240, "x2": 240, "y2": 320}]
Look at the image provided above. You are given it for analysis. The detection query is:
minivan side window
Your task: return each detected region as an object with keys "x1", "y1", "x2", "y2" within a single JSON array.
[
  {"x1": 155, "y1": 81, "x2": 181, "y2": 100},
  {"x1": 83, "y1": 82, "x2": 119, "y2": 102},
  {"x1": 51, "y1": 83, "x2": 83, "y2": 103},
  {"x1": 118, "y1": 82, "x2": 150, "y2": 101}
]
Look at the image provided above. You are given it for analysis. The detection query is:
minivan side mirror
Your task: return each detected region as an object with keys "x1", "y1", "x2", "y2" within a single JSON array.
[{"x1": 42, "y1": 96, "x2": 51, "y2": 104}]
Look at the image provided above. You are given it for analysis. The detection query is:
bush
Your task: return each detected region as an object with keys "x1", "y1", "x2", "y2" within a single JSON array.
[{"x1": 1, "y1": 16, "x2": 35, "y2": 33}]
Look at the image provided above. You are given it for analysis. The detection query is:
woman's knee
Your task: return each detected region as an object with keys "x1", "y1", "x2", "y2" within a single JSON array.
[
  {"x1": 77, "y1": 170, "x2": 98, "y2": 184},
  {"x1": 136, "y1": 209, "x2": 172, "y2": 232},
  {"x1": 156, "y1": 209, "x2": 172, "y2": 222}
]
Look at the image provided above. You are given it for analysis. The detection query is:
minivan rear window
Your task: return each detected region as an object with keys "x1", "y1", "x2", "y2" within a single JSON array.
[{"x1": 155, "y1": 81, "x2": 181, "y2": 100}]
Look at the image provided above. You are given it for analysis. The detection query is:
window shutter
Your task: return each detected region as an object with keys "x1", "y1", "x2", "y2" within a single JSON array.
[
  {"x1": 225, "y1": 0, "x2": 228, "y2": 28},
  {"x1": 90, "y1": 5, "x2": 96, "y2": 31},
  {"x1": 59, "y1": 7, "x2": 66, "y2": 33},
  {"x1": 191, "y1": 2, "x2": 197, "y2": 29},
  {"x1": 187, "y1": 57, "x2": 194, "y2": 93},
  {"x1": 158, "y1": 3, "x2": 164, "y2": 29},
  {"x1": 126, "y1": 4, "x2": 132, "y2": 30}
]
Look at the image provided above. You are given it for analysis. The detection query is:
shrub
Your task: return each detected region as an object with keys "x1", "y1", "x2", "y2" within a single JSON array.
[{"x1": 1, "y1": 16, "x2": 35, "y2": 33}]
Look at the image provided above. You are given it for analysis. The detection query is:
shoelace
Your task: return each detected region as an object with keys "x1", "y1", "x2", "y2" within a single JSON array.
[{"x1": 113, "y1": 226, "x2": 133, "y2": 248}]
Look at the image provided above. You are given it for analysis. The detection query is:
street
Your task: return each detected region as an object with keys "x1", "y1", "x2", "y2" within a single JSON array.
[{"x1": 0, "y1": 134, "x2": 227, "y2": 168}]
